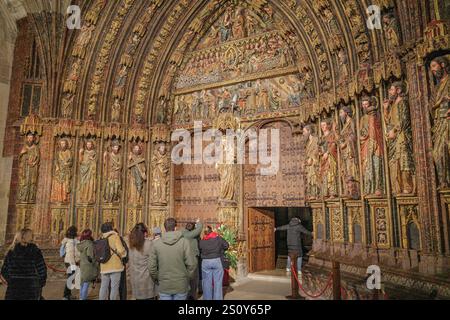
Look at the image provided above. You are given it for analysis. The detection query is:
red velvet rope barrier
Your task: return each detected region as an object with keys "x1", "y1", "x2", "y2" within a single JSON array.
[
  {"x1": 47, "y1": 264, "x2": 67, "y2": 274},
  {"x1": 291, "y1": 262, "x2": 333, "y2": 299}
]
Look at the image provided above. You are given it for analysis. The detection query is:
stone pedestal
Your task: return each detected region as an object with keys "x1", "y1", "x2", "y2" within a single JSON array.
[
  {"x1": 439, "y1": 189, "x2": 450, "y2": 256},
  {"x1": 217, "y1": 205, "x2": 238, "y2": 231},
  {"x1": 148, "y1": 207, "x2": 168, "y2": 232},
  {"x1": 366, "y1": 197, "x2": 391, "y2": 249}
]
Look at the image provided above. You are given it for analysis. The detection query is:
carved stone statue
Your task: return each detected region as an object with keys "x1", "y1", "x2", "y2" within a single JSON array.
[
  {"x1": 51, "y1": 138, "x2": 73, "y2": 203},
  {"x1": 382, "y1": 13, "x2": 400, "y2": 50},
  {"x1": 111, "y1": 98, "x2": 121, "y2": 123},
  {"x1": 303, "y1": 125, "x2": 321, "y2": 200},
  {"x1": 319, "y1": 119, "x2": 339, "y2": 198},
  {"x1": 156, "y1": 97, "x2": 168, "y2": 124},
  {"x1": 151, "y1": 144, "x2": 170, "y2": 205},
  {"x1": 18, "y1": 133, "x2": 40, "y2": 203},
  {"x1": 128, "y1": 144, "x2": 147, "y2": 205},
  {"x1": 216, "y1": 137, "x2": 236, "y2": 203},
  {"x1": 103, "y1": 140, "x2": 122, "y2": 203},
  {"x1": 339, "y1": 106, "x2": 360, "y2": 199},
  {"x1": 383, "y1": 82, "x2": 415, "y2": 194},
  {"x1": 429, "y1": 57, "x2": 450, "y2": 189},
  {"x1": 360, "y1": 97, "x2": 385, "y2": 196},
  {"x1": 72, "y1": 24, "x2": 94, "y2": 59},
  {"x1": 77, "y1": 140, "x2": 97, "y2": 204}
]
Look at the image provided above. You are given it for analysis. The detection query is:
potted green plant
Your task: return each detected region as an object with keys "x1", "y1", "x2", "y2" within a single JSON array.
[{"x1": 217, "y1": 224, "x2": 238, "y2": 286}]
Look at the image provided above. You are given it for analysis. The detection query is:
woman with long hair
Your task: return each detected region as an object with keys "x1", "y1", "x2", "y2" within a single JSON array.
[
  {"x1": 61, "y1": 226, "x2": 80, "y2": 300},
  {"x1": 76, "y1": 229, "x2": 99, "y2": 300},
  {"x1": 128, "y1": 223, "x2": 158, "y2": 300},
  {"x1": 0, "y1": 229, "x2": 47, "y2": 300}
]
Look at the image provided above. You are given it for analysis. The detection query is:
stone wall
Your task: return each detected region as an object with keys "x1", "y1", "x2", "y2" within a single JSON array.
[{"x1": 0, "y1": 7, "x2": 17, "y2": 246}]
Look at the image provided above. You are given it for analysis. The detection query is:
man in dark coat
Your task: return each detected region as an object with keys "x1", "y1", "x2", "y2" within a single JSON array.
[{"x1": 275, "y1": 217, "x2": 312, "y2": 299}]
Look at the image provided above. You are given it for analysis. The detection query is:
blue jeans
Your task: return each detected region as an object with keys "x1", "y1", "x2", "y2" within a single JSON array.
[
  {"x1": 287, "y1": 256, "x2": 303, "y2": 271},
  {"x1": 202, "y1": 258, "x2": 224, "y2": 300},
  {"x1": 159, "y1": 293, "x2": 188, "y2": 300},
  {"x1": 80, "y1": 282, "x2": 90, "y2": 300}
]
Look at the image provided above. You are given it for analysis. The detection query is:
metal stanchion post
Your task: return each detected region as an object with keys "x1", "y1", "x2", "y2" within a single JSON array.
[{"x1": 286, "y1": 252, "x2": 304, "y2": 300}]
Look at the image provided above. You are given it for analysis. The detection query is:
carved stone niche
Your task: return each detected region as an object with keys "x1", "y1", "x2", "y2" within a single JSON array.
[
  {"x1": 50, "y1": 207, "x2": 68, "y2": 245},
  {"x1": 148, "y1": 207, "x2": 168, "y2": 233},
  {"x1": 310, "y1": 201, "x2": 328, "y2": 257},
  {"x1": 16, "y1": 204, "x2": 34, "y2": 232},
  {"x1": 345, "y1": 200, "x2": 368, "y2": 262},
  {"x1": 102, "y1": 206, "x2": 120, "y2": 232},
  {"x1": 396, "y1": 196, "x2": 421, "y2": 270},
  {"x1": 217, "y1": 206, "x2": 238, "y2": 231},
  {"x1": 126, "y1": 208, "x2": 143, "y2": 235},
  {"x1": 77, "y1": 205, "x2": 96, "y2": 237}
]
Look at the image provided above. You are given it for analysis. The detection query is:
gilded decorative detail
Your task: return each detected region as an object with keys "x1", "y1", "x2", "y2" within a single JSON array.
[
  {"x1": 87, "y1": 0, "x2": 136, "y2": 119},
  {"x1": 50, "y1": 208, "x2": 67, "y2": 239},
  {"x1": 103, "y1": 208, "x2": 120, "y2": 230}
]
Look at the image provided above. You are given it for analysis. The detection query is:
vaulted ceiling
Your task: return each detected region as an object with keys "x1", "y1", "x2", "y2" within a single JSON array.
[{"x1": 2, "y1": 0, "x2": 433, "y2": 125}]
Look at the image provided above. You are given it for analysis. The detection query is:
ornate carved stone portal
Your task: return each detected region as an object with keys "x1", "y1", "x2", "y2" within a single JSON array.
[{"x1": 1, "y1": 0, "x2": 450, "y2": 294}]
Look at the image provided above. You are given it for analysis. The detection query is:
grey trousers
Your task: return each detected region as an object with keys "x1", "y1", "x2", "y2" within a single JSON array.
[{"x1": 99, "y1": 272, "x2": 121, "y2": 300}]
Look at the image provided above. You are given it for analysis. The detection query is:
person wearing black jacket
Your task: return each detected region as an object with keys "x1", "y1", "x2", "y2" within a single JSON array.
[
  {"x1": 275, "y1": 217, "x2": 312, "y2": 272},
  {"x1": 275, "y1": 217, "x2": 312, "y2": 299},
  {"x1": 0, "y1": 229, "x2": 47, "y2": 300},
  {"x1": 198, "y1": 226, "x2": 229, "y2": 300}
]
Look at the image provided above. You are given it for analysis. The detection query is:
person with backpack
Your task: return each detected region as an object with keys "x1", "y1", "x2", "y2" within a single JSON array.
[
  {"x1": 128, "y1": 223, "x2": 158, "y2": 300},
  {"x1": 76, "y1": 229, "x2": 99, "y2": 300},
  {"x1": 182, "y1": 219, "x2": 203, "y2": 300},
  {"x1": 149, "y1": 218, "x2": 197, "y2": 300},
  {"x1": 199, "y1": 226, "x2": 229, "y2": 301},
  {"x1": 1, "y1": 229, "x2": 47, "y2": 300},
  {"x1": 61, "y1": 226, "x2": 80, "y2": 300},
  {"x1": 96, "y1": 222, "x2": 127, "y2": 300}
]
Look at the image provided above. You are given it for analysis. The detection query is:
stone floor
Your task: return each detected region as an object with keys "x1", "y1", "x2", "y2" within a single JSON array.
[{"x1": 0, "y1": 277, "x2": 292, "y2": 300}]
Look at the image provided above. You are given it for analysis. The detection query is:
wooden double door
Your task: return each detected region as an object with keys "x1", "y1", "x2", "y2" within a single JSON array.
[{"x1": 248, "y1": 208, "x2": 276, "y2": 273}]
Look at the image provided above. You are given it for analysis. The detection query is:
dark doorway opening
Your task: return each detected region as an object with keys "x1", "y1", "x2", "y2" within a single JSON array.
[
  {"x1": 248, "y1": 207, "x2": 313, "y2": 273},
  {"x1": 272, "y1": 208, "x2": 313, "y2": 270}
]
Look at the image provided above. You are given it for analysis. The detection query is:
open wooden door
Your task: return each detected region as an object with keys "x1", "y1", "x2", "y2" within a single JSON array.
[{"x1": 248, "y1": 208, "x2": 275, "y2": 273}]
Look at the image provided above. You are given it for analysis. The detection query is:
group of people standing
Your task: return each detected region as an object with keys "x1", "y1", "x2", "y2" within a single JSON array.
[{"x1": 0, "y1": 218, "x2": 229, "y2": 301}]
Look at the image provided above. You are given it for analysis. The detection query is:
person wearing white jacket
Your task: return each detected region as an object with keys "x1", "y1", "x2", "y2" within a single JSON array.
[{"x1": 61, "y1": 226, "x2": 80, "y2": 300}]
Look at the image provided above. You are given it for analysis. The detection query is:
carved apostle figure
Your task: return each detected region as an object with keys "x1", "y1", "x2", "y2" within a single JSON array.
[
  {"x1": 18, "y1": 133, "x2": 40, "y2": 203},
  {"x1": 103, "y1": 140, "x2": 122, "y2": 203},
  {"x1": 429, "y1": 56, "x2": 450, "y2": 189},
  {"x1": 216, "y1": 138, "x2": 236, "y2": 202},
  {"x1": 151, "y1": 144, "x2": 170, "y2": 205},
  {"x1": 51, "y1": 138, "x2": 73, "y2": 203},
  {"x1": 360, "y1": 97, "x2": 385, "y2": 196},
  {"x1": 383, "y1": 82, "x2": 415, "y2": 194},
  {"x1": 128, "y1": 144, "x2": 147, "y2": 205},
  {"x1": 382, "y1": 13, "x2": 400, "y2": 50},
  {"x1": 319, "y1": 119, "x2": 339, "y2": 199},
  {"x1": 303, "y1": 125, "x2": 321, "y2": 200},
  {"x1": 77, "y1": 140, "x2": 97, "y2": 204},
  {"x1": 339, "y1": 106, "x2": 360, "y2": 199}
]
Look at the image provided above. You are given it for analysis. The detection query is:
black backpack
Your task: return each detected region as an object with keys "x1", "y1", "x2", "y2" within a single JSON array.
[{"x1": 94, "y1": 235, "x2": 113, "y2": 264}]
